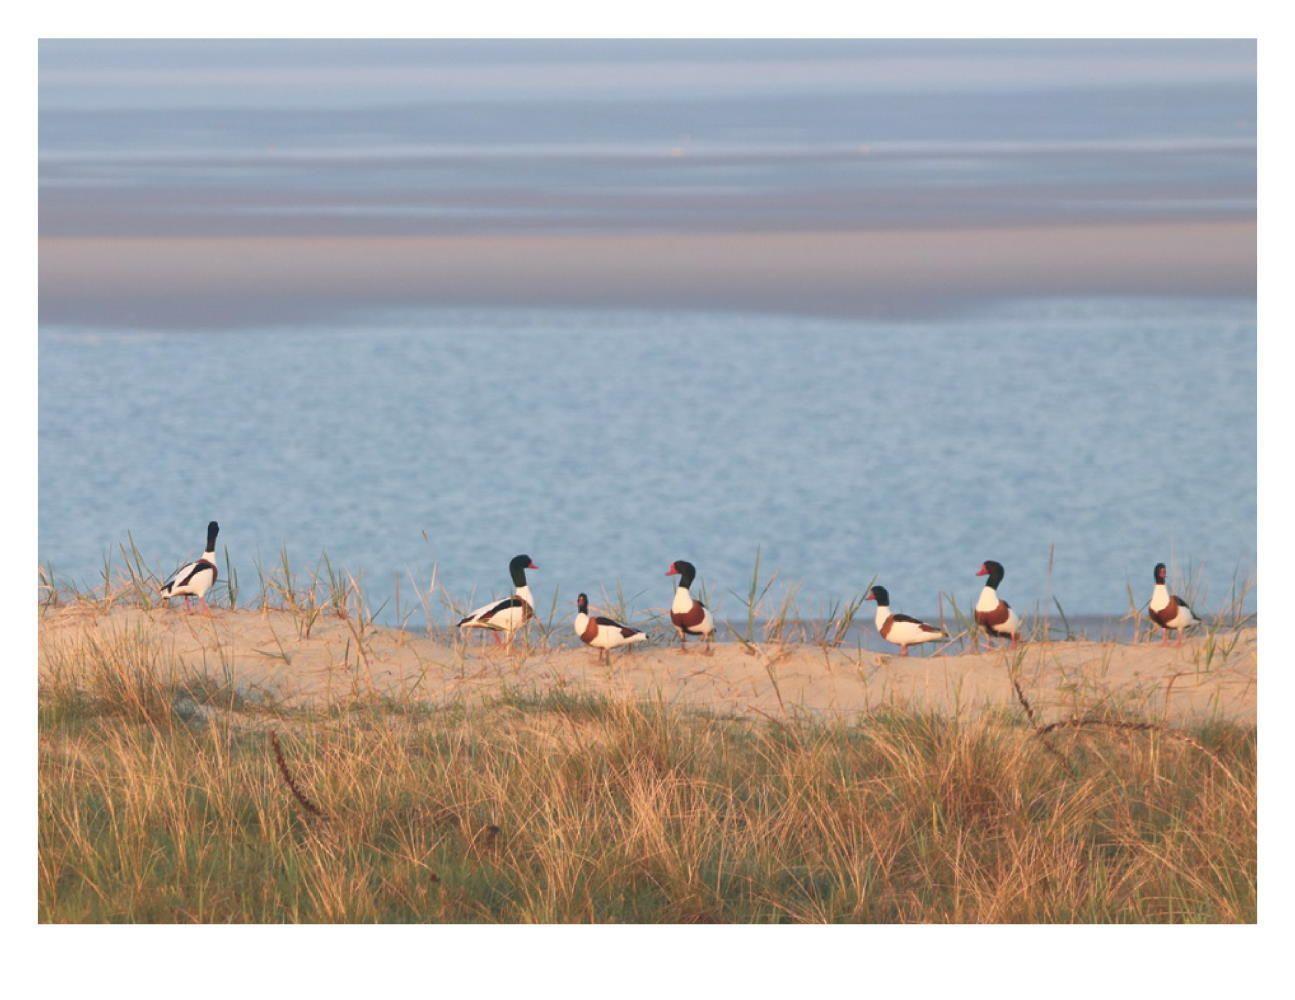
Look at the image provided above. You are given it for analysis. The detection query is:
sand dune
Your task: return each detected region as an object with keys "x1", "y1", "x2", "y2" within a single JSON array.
[{"x1": 39, "y1": 605, "x2": 1256, "y2": 727}]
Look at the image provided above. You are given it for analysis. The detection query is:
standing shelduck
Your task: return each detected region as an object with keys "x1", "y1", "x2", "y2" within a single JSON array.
[
  {"x1": 666, "y1": 559, "x2": 715, "y2": 654},
  {"x1": 1147, "y1": 562, "x2": 1199, "y2": 644},
  {"x1": 159, "y1": 521, "x2": 219, "y2": 614},
  {"x1": 974, "y1": 560, "x2": 1023, "y2": 645},
  {"x1": 457, "y1": 554, "x2": 538, "y2": 642},
  {"x1": 575, "y1": 593, "x2": 647, "y2": 664},
  {"x1": 866, "y1": 584, "x2": 947, "y2": 656}
]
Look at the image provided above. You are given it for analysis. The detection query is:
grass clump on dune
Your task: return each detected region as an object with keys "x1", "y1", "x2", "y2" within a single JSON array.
[{"x1": 39, "y1": 628, "x2": 1254, "y2": 923}]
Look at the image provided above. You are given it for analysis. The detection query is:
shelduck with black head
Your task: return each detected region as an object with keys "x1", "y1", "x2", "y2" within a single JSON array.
[
  {"x1": 1147, "y1": 562, "x2": 1199, "y2": 644},
  {"x1": 666, "y1": 559, "x2": 715, "y2": 655},
  {"x1": 159, "y1": 521, "x2": 219, "y2": 615},
  {"x1": 574, "y1": 593, "x2": 647, "y2": 665},
  {"x1": 457, "y1": 554, "x2": 538, "y2": 643},
  {"x1": 974, "y1": 560, "x2": 1023, "y2": 645},
  {"x1": 865, "y1": 584, "x2": 947, "y2": 656}
]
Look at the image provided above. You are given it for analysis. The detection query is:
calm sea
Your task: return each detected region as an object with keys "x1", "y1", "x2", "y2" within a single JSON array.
[{"x1": 38, "y1": 297, "x2": 1255, "y2": 630}]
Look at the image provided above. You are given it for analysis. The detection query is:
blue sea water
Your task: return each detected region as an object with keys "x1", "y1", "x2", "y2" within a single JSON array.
[{"x1": 38, "y1": 298, "x2": 1255, "y2": 627}]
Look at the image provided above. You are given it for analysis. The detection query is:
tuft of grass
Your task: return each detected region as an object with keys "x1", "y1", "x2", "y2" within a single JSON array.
[
  {"x1": 1052, "y1": 595, "x2": 1074, "y2": 641},
  {"x1": 118, "y1": 533, "x2": 158, "y2": 609},
  {"x1": 486, "y1": 686, "x2": 621, "y2": 722},
  {"x1": 39, "y1": 564, "x2": 60, "y2": 613},
  {"x1": 938, "y1": 589, "x2": 977, "y2": 652},
  {"x1": 729, "y1": 547, "x2": 778, "y2": 652},
  {"x1": 818, "y1": 585, "x2": 869, "y2": 650},
  {"x1": 222, "y1": 543, "x2": 239, "y2": 609},
  {"x1": 42, "y1": 623, "x2": 178, "y2": 727}
]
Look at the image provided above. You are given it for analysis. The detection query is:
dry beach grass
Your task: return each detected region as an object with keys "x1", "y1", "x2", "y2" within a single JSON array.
[{"x1": 38, "y1": 562, "x2": 1256, "y2": 923}]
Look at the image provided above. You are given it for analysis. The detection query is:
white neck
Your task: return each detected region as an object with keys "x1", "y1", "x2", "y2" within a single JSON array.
[
  {"x1": 1150, "y1": 582, "x2": 1170, "y2": 609},
  {"x1": 975, "y1": 585, "x2": 998, "y2": 611},
  {"x1": 202, "y1": 548, "x2": 216, "y2": 560},
  {"x1": 574, "y1": 610, "x2": 588, "y2": 629},
  {"x1": 516, "y1": 584, "x2": 533, "y2": 605},
  {"x1": 672, "y1": 585, "x2": 693, "y2": 611},
  {"x1": 874, "y1": 604, "x2": 891, "y2": 628}
]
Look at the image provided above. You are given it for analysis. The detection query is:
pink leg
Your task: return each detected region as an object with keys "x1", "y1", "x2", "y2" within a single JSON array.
[
  {"x1": 184, "y1": 595, "x2": 192, "y2": 614},
  {"x1": 200, "y1": 596, "x2": 212, "y2": 617},
  {"x1": 901, "y1": 645, "x2": 909, "y2": 657}
]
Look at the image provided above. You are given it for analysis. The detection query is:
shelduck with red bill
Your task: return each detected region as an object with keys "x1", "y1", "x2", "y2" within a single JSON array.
[
  {"x1": 457, "y1": 554, "x2": 538, "y2": 641},
  {"x1": 666, "y1": 559, "x2": 715, "y2": 654},
  {"x1": 974, "y1": 560, "x2": 1023, "y2": 644},
  {"x1": 575, "y1": 593, "x2": 647, "y2": 664},
  {"x1": 865, "y1": 584, "x2": 947, "y2": 655},
  {"x1": 1147, "y1": 562, "x2": 1199, "y2": 644}
]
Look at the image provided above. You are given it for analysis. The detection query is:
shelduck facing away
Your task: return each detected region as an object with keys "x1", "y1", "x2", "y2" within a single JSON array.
[
  {"x1": 159, "y1": 521, "x2": 219, "y2": 614},
  {"x1": 866, "y1": 584, "x2": 947, "y2": 656},
  {"x1": 974, "y1": 560, "x2": 1023, "y2": 644},
  {"x1": 666, "y1": 559, "x2": 715, "y2": 654},
  {"x1": 457, "y1": 554, "x2": 538, "y2": 642},
  {"x1": 574, "y1": 593, "x2": 647, "y2": 664},
  {"x1": 1147, "y1": 562, "x2": 1199, "y2": 644}
]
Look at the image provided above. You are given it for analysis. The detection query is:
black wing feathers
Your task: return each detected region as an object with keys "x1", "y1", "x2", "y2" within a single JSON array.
[
  {"x1": 178, "y1": 559, "x2": 217, "y2": 588},
  {"x1": 594, "y1": 615, "x2": 641, "y2": 638},
  {"x1": 161, "y1": 558, "x2": 216, "y2": 593}
]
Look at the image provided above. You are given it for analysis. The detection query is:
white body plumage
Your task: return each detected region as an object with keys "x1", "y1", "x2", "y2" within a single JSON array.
[
  {"x1": 159, "y1": 521, "x2": 219, "y2": 607},
  {"x1": 671, "y1": 586, "x2": 715, "y2": 636},
  {"x1": 1149, "y1": 582, "x2": 1198, "y2": 630},
  {"x1": 458, "y1": 555, "x2": 539, "y2": 638},
  {"x1": 460, "y1": 585, "x2": 534, "y2": 634},
  {"x1": 574, "y1": 611, "x2": 648, "y2": 650},
  {"x1": 873, "y1": 604, "x2": 945, "y2": 647},
  {"x1": 976, "y1": 585, "x2": 1022, "y2": 636}
]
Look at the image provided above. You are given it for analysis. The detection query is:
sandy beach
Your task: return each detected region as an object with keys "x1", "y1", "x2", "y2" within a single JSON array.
[{"x1": 39, "y1": 604, "x2": 1256, "y2": 726}]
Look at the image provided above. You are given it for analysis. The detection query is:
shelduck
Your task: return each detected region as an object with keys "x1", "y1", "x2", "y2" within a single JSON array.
[
  {"x1": 666, "y1": 559, "x2": 715, "y2": 654},
  {"x1": 1147, "y1": 562, "x2": 1199, "y2": 644},
  {"x1": 865, "y1": 584, "x2": 946, "y2": 656},
  {"x1": 159, "y1": 521, "x2": 219, "y2": 614},
  {"x1": 457, "y1": 554, "x2": 538, "y2": 641},
  {"x1": 574, "y1": 593, "x2": 647, "y2": 664},
  {"x1": 974, "y1": 560, "x2": 1023, "y2": 644}
]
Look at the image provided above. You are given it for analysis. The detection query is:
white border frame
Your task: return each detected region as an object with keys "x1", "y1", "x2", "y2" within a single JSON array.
[{"x1": 8, "y1": 4, "x2": 1288, "y2": 994}]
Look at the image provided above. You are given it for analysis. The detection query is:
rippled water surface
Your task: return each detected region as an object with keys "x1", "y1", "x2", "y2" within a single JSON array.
[{"x1": 39, "y1": 299, "x2": 1255, "y2": 623}]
